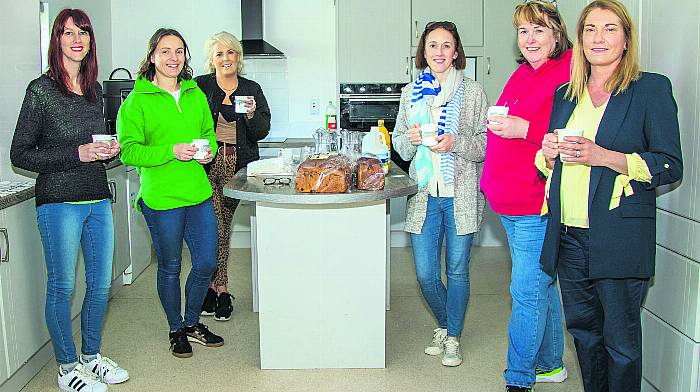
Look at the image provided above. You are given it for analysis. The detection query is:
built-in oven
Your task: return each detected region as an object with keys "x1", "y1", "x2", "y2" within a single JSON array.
[{"x1": 339, "y1": 83, "x2": 411, "y2": 172}]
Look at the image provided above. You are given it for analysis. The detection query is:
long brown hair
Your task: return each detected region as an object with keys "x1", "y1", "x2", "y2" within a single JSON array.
[
  {"x1": 414, "y1": 21, "x2": 466, "y2": 70},
  {"x1": 566, "y1": 0, "x2": 640, "y2": 101},
  {"x1": 137, "y1": 28, "x2": 193, "y2": 81},
  {"x1": 512, "y1": 1, "x2": 572, "y2": 64},
  {"x1": 47, "y1": 8, "x2": 99, "y2": 101}
]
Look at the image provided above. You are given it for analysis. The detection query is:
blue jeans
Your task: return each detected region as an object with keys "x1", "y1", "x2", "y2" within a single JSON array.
[
  {"x1": 410, "y1": 196, "x2": 473, "y2": 337},
  {"x1": 139, "y1": 198, "x2": 217, "y2": 331},
  {"x1": 500, "y1": 214, "x2": 564, "y2": 388},
  {"x1": 37, "y1": 200, "x2": 113, "y2": 364}
]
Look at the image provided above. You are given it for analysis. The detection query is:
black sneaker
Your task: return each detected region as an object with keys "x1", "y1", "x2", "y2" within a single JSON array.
[
  {"x1": 200, "y1": 288, "x2": 217, "y2": 316},
  {"x1": 168, "y1": 329, "x2": 193, "y2": 358},
  {"x1": 185, "y1": 323, "x2": 224, "y2": 347},
  {"x1": 214, "y1": 292, "x2": 234, "y2": 321},
  {"x1": 506, "y1": 386, "x2": 533, "y2": 392}
]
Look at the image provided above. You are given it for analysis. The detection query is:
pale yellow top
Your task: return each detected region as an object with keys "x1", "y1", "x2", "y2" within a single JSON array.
[
  {"x1": 558, "y1": 90, "x2": 607, "y2": 227},
  {"x1": 534, "y1": 88, "x2": 652, "y2": 224}
]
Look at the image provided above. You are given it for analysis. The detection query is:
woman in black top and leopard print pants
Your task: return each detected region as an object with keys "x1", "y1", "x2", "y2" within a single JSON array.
[{"x1": 195, "y1": 31, "x2": 271, "y2": 321}]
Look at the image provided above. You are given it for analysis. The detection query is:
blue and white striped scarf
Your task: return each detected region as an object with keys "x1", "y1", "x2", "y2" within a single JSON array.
[{"x1": 410, "y1": 69, "x2": 464, "y2": 185}]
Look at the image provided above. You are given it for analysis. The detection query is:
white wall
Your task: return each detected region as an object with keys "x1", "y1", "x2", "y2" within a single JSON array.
[
  {"x1": 109, "y1": 0, "x2": 242, "y2": 78},
  {"x1": 264, "y1": 0, "x2": 337, "y2": 137},
  {"x1": 0, "y1": 0, "x2": 41, "y2": 182}
]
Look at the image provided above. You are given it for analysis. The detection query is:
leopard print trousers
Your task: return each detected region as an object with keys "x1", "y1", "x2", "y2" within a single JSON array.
[{"x1": 207, "y1": 148, "x2": 240, "y2": 287}]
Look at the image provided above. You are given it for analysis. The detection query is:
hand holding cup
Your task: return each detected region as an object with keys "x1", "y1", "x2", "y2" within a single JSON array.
[{"x1": 407, "y1": 123, "x2": 422, "y2": 146}]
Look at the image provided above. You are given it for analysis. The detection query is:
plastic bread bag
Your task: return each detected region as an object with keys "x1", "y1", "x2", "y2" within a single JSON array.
[
  {"x1": 295, "y1": 153, "x2": 351, "y2": 193},
  {"x1": 355, "y1": 155, "x2": 385, "y2": 191}
]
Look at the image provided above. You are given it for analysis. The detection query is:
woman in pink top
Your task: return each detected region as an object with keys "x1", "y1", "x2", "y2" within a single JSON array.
[{"x1": 479, "y1": 2, "x2": 572, "y2": 391}]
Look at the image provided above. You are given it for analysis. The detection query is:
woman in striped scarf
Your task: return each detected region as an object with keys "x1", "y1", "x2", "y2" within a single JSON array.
[{"x1": 392, "y1": 21, "x2": 488, "y2": 368}]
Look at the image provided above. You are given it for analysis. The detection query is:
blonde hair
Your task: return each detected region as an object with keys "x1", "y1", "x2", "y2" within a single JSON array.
[
  {"x1": 512, "y1": 1, "x2": 572, "y2": 64},
  {"x1": 204, "y1": 31, "x2": 244, "y2": 74},
  {"x1": 566, "y1": 0, "x2": 640, "y2": 100}
]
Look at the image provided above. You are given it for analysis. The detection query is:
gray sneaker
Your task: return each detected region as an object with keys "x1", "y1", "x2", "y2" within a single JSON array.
[
  {"x1": 425, "y1": 328, "x2": 448, "y2": 356},
  {"x1": 441, "y1": 337, "x2": 462, "y2": 367}
]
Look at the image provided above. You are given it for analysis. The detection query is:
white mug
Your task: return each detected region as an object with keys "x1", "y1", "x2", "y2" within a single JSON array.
[
  {"x1": 234, "y1": 96, "x2": 251, "y2": 114},
  {"x1": 92, "y1": 134, "x2": 116, "y2": 156},
  {"x1": 487, "y1": 106, "x2": 509, "y2": 125},
  {"x1": 557, "y1": 129, "x2": 584, "y2": 159},
  {"x1": 421, "y1": 124, "x2": 439, "y2": 147},
  {"x1": 191, "y1": 139, "x2": 210, "y2": 160},
  {"x1": 557, "y1": 128, "x2": 584, "y2": 143}
]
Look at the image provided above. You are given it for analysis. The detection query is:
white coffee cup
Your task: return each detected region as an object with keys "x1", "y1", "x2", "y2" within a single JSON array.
[
  {"x1": 557, "y1": 128, "x2": 584, "y2": 159},
  {"x1": 191, "y1": 139, "x2": 210, "y2": 160},
  {"x1": 421, "y1": 123, "x2": 439, "y2": 147},
  {"x1": 92, "y1": 134, "x2": 116, "y2": 156},
  {"x1": 234, "y1": 96, "x2": 251, "y2": 114},
  {"x1": 557, "y1": 128, "x2": 584, "y2": 143},
  {"x1": 487, "y1": 106, "x2": 509, "y2": 125}
]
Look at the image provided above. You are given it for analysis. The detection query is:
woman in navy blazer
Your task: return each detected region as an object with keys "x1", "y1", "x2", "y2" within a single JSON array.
[{"x1": 537, "y1": 1, "x2": 682, "y2": 391}]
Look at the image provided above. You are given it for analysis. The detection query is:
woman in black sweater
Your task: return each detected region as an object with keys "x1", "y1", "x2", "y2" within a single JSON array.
[
  {"x1": 10, "y1": 9, "x2": 128, "y2": 392},
  {"x1": 194, "y1": 31, "x2": 271, "y2": 321}
]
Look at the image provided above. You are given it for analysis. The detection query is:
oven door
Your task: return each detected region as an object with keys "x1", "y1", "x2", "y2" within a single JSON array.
[{"x1": 340, "y1": 95, "x2": 400, "y2": 132}]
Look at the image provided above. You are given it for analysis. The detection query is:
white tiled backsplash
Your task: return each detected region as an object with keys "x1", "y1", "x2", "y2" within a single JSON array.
[{"x1": 243, "y1": 58, "x2": 289, "y2": 136}]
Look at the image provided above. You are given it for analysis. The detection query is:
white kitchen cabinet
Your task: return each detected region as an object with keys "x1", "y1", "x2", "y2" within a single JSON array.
[
  {"x1": 410, "y1": 0, "x2": 484, "y2": 48},
  {"x1": 337, "y1": 0, "x2": 411, "y2": 83},
  {"x1": 0, "y1": 198, "x2": 50, "y2": 381},
  {"x1": 107, "y1": 165, "x2": 130, "y2": 280}
]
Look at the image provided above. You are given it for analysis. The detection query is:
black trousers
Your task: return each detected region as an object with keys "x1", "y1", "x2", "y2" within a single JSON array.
[{"x1": 557, "y1": 226, "x2": 649, "y2": 392}]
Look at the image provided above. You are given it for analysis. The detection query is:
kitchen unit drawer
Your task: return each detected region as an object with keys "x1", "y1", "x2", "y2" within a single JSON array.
[
  {"x1": 0, "y1": 198, "x2": 50, "y2": 381},
  {"x1": 643, "y1": 245, "x2": 700, "y2": 341},
  {"x1": 642, "y1": 309, "x2": 700, "y2": 392}
]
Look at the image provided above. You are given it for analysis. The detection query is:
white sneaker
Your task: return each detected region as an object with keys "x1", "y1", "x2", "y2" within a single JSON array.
[
  {"x1": 441, "y1": 337, "x2": 463, "y2": 367},
  {"x1": 81, "y1": 354, "x2": 129, "y2": 384},
  {"x1": 425, "y1": 328, "x2": 448, "y2": 356},
  {"x1": 57, "y1": 363, "x2": 108, "y2": 392}
]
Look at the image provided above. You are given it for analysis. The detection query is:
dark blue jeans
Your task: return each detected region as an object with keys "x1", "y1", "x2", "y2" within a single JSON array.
[
  {"x1": 139, "y1": 198, "x2": 217, "y2": 331},
  {"x1": 36, "y1": 200, "x2": 113, "y2": 364},
  {"x1": 410, "y1": 195, "x2": 474, "y2": 337},
  {"x1": 557, "y1": 226, "x2": 648, "y2": 392}
]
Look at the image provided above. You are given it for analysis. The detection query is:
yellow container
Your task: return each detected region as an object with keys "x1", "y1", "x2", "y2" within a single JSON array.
[{"x1": 377, "y1": 120, "x2": 391, "y2": 171}]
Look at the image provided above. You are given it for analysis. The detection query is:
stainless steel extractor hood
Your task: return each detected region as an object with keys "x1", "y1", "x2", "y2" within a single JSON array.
[{"x1": 241, "y1": 0, "x2": 285, "y2": 58}]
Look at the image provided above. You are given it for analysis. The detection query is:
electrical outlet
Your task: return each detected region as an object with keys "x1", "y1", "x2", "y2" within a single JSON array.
[{"x1": 310, "y1": 98, "x2": 320, "y2": 115}]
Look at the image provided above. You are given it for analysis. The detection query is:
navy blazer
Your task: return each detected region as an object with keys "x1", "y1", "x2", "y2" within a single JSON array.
[{"x1": 540, "y1": 72, "x2": 683, "y2": 279}]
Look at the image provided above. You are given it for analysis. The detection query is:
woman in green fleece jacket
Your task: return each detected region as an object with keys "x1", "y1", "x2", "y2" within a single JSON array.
[{"x1": 116, "y1": 28, "x2": 224, "y2": 358}]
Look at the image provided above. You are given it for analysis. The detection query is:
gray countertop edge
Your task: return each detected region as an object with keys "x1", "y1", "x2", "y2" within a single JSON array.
[
  {"x1": 0, "y1": 160, "x2": 124, "y2": 211},
  {"x1": 0, "y1": 187, "x2": 36, "y2": 210},
  {"x1": 223, "y1": 166, "x2": 418, "y2": 205}
]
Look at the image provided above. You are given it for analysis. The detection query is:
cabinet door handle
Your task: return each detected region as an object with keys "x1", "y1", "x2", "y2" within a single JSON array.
[
  {"x1": 406, "y1": 56, "x2": 409, "y2": 75},
  {"x1": 486, "y1": 56, "x2": 491, "y2": 75},
  {"x1": 0, "y1": 228, "x2": 8, "y2": 263},
  {"x1": 415, "y1": 21, "x2": 418, "y2": 39},
  {"x1": 108, "y1": 181, "x2": 117, "y2": 204}
]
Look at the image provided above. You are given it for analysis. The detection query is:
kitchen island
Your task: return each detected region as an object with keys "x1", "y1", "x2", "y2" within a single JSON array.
[{"x1": 224, "y1": 165, "x2": 416, "y2": 369}]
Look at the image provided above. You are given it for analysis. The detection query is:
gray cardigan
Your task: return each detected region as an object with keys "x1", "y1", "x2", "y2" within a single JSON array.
[{"x1": 392, "y1": 77, "x2": 488, "y2": 235}]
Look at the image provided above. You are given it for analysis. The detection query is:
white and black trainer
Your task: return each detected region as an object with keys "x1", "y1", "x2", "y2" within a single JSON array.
[
  {"x1": 81, "y1": 354, "x2": 129, "y2": 384},
  {"x1": 57, "y1": 363, "x2": 108, "y2": 392}
]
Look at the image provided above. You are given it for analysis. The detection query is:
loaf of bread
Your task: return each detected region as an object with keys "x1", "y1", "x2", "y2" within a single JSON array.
[
  {"x1": 356, "y1": 157, "x2": 385, "y2": 190},
  {"x1": 295, "y1": 155, "x2": 351, "y2": 193}
]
